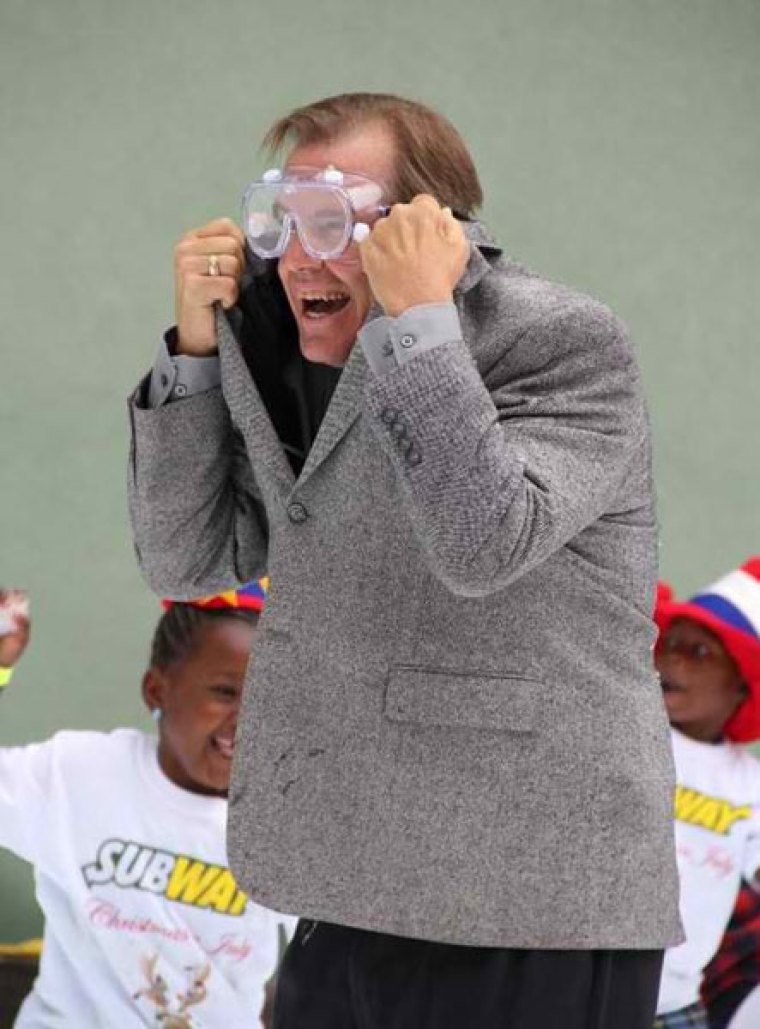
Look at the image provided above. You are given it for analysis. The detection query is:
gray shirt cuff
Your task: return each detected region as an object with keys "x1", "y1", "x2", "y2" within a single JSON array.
[
  {"x1": 358, "y1": 302, "x2": 463, "y2": 377},
  {"x1": 147, "y1": 330, "x2": 222, "y2": 408}
]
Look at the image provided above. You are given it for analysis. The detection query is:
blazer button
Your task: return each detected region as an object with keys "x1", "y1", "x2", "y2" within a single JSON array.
[
  {"x1": 407, "y1": 449, "x2": 422, "y2": 467},
  {"x1": 380, "y1": 407, "x2": 398, "y2": 425},
  {"x1": 390, "y1": 421, "x2": 407, "y2": 438},
  {"x1": 287, "y1": 502, "x2": 308, "y2": 524}
]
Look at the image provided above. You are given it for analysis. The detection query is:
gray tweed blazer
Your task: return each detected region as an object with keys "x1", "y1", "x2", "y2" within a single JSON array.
[{"x1": 128, "y1": 226, "x2": 682, "y2": 949}]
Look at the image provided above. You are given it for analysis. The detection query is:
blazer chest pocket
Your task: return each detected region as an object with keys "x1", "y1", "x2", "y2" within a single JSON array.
[{"x1": 383, "y1": 666, "x2": 541, "y2": 734}]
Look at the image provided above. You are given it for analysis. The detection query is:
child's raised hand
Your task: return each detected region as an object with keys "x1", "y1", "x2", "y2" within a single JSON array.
[{"x1": 0, "y1": 590, "x2": 31, "y2": 669}]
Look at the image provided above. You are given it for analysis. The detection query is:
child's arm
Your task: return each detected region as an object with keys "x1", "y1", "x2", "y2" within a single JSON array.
[
  {"x1": 0, "y1": 741, "x2": 52, "y2": 861},
  {"x1": 0, "y1": 589, "x2": 49, "y2": 862}
]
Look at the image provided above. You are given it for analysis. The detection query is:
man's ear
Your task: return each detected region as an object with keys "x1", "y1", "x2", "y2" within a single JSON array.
[{"x1": 142, "y1": 667, "x2": 167, "y2": 716}]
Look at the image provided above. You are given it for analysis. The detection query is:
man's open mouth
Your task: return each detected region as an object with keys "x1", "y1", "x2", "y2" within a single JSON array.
[
  {"x1": 210, "y1": 733, "x2": 235, "y2": 759},
  {"x1": 300, "y1": 291, "x2": 350, "y2": 319}
]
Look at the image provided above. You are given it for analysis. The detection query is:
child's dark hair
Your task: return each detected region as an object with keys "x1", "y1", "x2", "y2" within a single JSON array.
[{"x1": 150, "y1": 604, "x2": 259, "y2": 669}]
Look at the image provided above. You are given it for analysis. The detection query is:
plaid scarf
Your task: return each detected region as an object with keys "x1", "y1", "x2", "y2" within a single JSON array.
[{"x1": 702, "y1": 879, "x2": 760, "y2": 1010}]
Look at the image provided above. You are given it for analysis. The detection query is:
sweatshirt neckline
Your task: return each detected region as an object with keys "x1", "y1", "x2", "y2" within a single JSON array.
[{"x1": 136, "y1": 731, "x2": 228, "y2": 821}]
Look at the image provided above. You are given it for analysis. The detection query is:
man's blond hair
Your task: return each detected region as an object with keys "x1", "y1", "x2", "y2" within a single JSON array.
[{"x1": 263, "y1": 92, "x2": 483, "y2": 219}]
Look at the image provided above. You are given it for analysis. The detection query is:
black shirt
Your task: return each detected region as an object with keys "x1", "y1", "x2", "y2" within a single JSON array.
[{"x1": 236, "y1": 257, "x2": 342, "y2": 476}]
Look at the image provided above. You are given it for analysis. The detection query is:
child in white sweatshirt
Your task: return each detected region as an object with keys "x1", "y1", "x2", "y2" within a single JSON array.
[
  {"x1": 0, "y1": 582, "x2": 295, "y2": 1028},
  {"x1": 653, "y1": 558, "x2": 760, "y2": 1029}
]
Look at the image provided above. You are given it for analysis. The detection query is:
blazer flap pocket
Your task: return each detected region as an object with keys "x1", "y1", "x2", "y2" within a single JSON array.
[{"x1": 384, "y1": 667, "x2": 540, "y2": 733}]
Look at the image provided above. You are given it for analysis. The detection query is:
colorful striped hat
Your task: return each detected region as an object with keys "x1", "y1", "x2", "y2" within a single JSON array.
[
  {"x1": 655, "y1": 557, "x2": 760, "y2": 742},
  {"x1": 162, "y1": 577, "x2": 269, "y2": 613}
]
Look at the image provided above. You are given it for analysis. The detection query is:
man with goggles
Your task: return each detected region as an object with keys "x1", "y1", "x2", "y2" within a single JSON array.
[{"x1": 130, "y1": 93, "x2": 678, "y2": 1029}]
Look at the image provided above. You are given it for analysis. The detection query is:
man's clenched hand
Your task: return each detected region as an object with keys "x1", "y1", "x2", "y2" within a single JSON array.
[
  {"x1": 174, "y1": 218, "x2": 245, "y2": 356},
  {"x1": 359, "y1": 195, "x2": 470, "y2": 318}
]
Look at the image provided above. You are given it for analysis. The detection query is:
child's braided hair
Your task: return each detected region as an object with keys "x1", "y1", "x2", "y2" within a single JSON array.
[
  {"x1": 150, "y1": 580, "x2": 268, "y2": 669},
  {"x1": 149, "y1": 604, "x2": 260, "y2": 670}
]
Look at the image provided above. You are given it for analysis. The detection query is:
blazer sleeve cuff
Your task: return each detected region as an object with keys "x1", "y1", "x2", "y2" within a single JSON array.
[
  {"x1": 146, "y1": 330, "x2": 222, "y2": 408},
  {"x1": 359, "y1": 302, "x2": 463, "y2": 377}
]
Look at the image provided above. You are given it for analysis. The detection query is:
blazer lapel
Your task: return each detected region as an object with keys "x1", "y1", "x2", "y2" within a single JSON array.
[{"x1": 216, "y1": 307, "x2": 296, "y2": 499}]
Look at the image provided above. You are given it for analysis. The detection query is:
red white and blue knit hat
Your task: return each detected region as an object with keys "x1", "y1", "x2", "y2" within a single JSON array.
[{"x1": 655, "y1": 557, "x2": 760, "y2": 742}]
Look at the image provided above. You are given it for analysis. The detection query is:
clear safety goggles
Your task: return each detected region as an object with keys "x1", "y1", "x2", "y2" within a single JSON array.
[{"x1": 242, "y1": 166, "x2": 388, "y2": 262}]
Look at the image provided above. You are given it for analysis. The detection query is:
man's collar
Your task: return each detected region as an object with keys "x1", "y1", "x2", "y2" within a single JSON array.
[{"x1": 457, "y1": 220, "x2": 502, "y2": 295}]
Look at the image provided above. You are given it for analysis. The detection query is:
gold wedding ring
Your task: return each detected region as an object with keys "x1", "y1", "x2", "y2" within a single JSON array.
[{"x1": 207, "y1": 254, "x2": 221, "y2": 277}]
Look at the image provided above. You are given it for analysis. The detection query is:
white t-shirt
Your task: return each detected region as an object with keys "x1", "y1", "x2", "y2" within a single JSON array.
[
  {"x1": 658, "y1": 729, "x2": 760, "y2": 1015},
  {"x1": 0, "y1": 728, "x2": 296, "y2": 1027}
]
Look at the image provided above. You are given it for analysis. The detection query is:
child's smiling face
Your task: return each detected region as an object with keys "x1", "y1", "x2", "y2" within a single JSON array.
[
  {"x1": 143, "y1": 617, "x2": 255, "y2": 797},
  {"x1": 656, "y1": 617, "x2": 747, "y2": 743}
]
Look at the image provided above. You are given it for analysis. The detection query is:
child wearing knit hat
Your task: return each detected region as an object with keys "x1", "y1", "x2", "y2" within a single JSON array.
[
  {"x1": 0, "y1": 580, "x2": 294, "y2": 1028},
  {"x1": 653, "y1": 558, "x2": 760, "y2": 1029}
]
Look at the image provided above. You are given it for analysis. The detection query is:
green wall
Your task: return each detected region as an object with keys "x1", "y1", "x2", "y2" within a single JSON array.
[{"x1": 1, "y1": 0, "x2": 758, "y2": 939}]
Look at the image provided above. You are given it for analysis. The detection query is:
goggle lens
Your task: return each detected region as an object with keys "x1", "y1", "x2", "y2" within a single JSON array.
[
  {"x1": 244, "y1": 182, "x2": 353, "y2": 260},
  {"x1": 244, "y1": 184, "x2": 290, "y2": 257}
]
